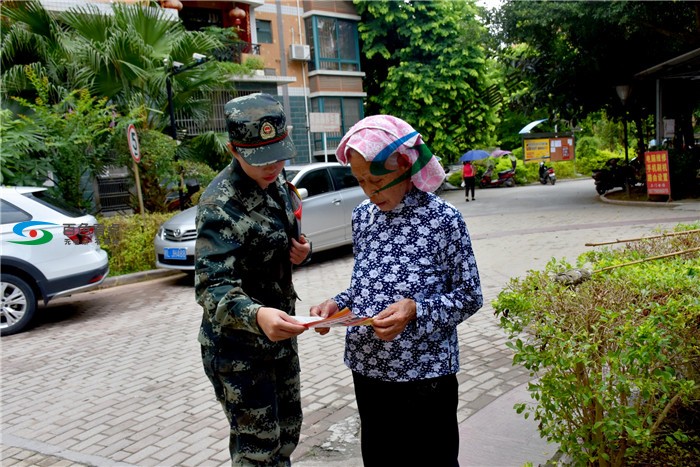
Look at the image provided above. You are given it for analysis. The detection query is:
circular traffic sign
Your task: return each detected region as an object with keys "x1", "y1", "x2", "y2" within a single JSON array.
[{"x1": 127, "y1": 124, "x2": 141, "y2": 163}]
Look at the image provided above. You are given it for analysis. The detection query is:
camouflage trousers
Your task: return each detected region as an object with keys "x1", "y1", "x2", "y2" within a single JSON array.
[{"x1": 201, "y1": 346, "x2": 302, "y2": 466}]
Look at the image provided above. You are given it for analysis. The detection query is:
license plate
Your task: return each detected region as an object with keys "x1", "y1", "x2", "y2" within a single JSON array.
[{"x1": 164, "y1": 248, "x2": 187, "y2": 260}]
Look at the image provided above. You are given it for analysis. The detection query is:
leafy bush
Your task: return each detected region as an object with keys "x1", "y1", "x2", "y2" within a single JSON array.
[
  {"x1": 494, "y1": 224, "x2": 700, "y2": 465},
  {"x1": 1, "y1": 68, "x2": 116, "y2": 211},
  {"x1": 97, "y1": 213, "x2": 172, "y2": 275},
  {"x1": 447, "y1": 170, "x2": 462, "y2": 187}
]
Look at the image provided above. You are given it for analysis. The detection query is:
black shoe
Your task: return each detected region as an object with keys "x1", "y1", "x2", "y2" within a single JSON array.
[
  {"x1": 465, "y1": 198, "x2": 469, "y2": 202},
  {"x1": 472, "y1": 197, "x2": 475, "y2": 201}
]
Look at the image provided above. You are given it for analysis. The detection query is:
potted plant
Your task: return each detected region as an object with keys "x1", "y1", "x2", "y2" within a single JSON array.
[{"x1": 244, "y1": 57, "x2": 265, "y2": 76}]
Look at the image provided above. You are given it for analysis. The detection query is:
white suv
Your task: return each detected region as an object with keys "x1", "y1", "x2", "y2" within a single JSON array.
[{"x1": 1, "y1": 187, "x2": 110, "y2": 336}]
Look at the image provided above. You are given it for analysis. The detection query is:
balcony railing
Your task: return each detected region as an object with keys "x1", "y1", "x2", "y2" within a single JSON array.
[{"x1": 212, "y1": 41, "x2": 261, "y2": 63}]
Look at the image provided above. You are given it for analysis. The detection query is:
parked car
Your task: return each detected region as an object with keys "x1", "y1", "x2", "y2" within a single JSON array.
[
  {"x1": 1, "y1": 186, "x2": 110, "y2": 336},
  {"x1": 154, "y1": 162, "x2": 367, "y2": 271}
]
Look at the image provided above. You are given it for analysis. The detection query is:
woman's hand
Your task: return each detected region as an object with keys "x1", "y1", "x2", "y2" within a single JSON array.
[
  {"x1": 308, "y1": 299, "x2": 339, "y2": 335},
  {"x1": 290, "y1": 235, "x2": 311, "y2": 265},
  {"x1": 372, "y1": 298, "x2": 416, "y2": 341},
  {"x1": 256, "y1": 307, "x2": 307, "y2": 341}
]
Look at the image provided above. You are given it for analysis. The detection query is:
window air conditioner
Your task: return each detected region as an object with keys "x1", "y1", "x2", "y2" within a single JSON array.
[{"x1": 290, "y1": 44, "x2": 311, "y2": 61}]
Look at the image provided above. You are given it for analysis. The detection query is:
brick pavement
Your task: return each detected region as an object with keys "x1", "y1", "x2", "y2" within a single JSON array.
[{"x1": 2, "y1": 180, "x2": 698, "y2": 466}]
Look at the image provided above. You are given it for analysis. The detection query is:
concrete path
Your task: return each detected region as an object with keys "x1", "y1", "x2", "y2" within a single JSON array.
[{"x1": 2, "y1": 179, "x2": 698, "y2": 466}]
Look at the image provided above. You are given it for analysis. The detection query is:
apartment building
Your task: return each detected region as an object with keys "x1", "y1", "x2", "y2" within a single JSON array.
[
  {"x1": 172, "y1": 0, "x2": 365, "y2": 163},
  {"x1": 40, "y1": 0, "x2": 365, "y2": 164}
]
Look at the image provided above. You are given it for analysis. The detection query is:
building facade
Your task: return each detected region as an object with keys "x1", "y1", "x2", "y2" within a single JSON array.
[
  {"x1": 162, "y1": 0, "x2": 366, "y2": 164},
  {"x1": 40, "y1": 0, "x2": 365, "y2": 165}
]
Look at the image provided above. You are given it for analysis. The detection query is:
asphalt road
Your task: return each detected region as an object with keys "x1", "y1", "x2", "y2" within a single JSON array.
[{"x1": 2, "y1": 178, "x2": 698, "y2": 467}]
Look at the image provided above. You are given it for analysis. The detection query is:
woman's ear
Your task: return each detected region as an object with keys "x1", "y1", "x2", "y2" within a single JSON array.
[{"x1": 396, "y1": 152, "x2": 412, "y2": 170}]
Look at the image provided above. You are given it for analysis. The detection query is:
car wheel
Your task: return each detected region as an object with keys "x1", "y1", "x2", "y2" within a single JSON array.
[{"x1": 1, "y1": 273, "x2": 37, "y2": 336}]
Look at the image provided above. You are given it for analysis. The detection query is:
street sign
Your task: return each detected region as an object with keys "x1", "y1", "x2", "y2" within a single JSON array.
[
  {"x1": 127, "y1": 124, "x2": 141, "y2": 163},
  {"x1": 645, "y1": 150, "x2": 671, "y2": 196}
]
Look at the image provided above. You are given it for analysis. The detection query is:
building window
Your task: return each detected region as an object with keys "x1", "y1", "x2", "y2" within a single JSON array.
[
  {"x1": 181, "y1": 7, "x2": 223, "y2": 30},
  {"x1": 306, "y1": 16, "x2": 360, "y2": 72},
  {"x1": 256, "y1": 20, "x2": 273, "y2": 44},
  {"x1": 310, "y1": 97, "x2": 363, "y2": 154}
]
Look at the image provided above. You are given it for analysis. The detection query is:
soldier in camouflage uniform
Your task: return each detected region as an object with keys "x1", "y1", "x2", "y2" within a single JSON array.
[{"x1": 195, "y1": 93, "x2": 311, "y2": 466}]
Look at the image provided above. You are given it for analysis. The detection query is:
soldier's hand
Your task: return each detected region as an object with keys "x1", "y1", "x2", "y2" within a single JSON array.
[
  {"x1": 372, "y1": 298, "x2": 416, "y2": 341},
  {"x1": 309, "y1": 299, "x2": 338, "y2": 335},
  {"x1": 290, "y1": 236, "x2": 311, "y2": 265},
  {"x1": 256, "y1": 307, "x2": 307, "y2": 341}
]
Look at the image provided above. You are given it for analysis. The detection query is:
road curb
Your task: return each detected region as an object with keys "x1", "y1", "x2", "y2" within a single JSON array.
[
  {"x1": 97, "y1": 269, "x2": 185, "y2": 290},
  {"x1": 598, "y1": 193, "x2": 685, "y2": 208}
]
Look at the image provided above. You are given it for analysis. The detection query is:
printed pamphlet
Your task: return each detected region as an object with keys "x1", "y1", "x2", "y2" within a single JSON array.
[{"x1": 293, "y1": 308, "x2": 373, "y2": 328}]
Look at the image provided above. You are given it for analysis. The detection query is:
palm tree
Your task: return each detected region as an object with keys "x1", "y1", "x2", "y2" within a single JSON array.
[
  {"x1": 1, "y1": 0, "x2": 239, "y2": 209},
  {"x1": 2, "y1": 0, "x2": 238, "y2": 134}
]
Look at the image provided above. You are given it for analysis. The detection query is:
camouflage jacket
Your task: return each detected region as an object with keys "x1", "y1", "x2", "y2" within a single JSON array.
[{"x1": 195, "y1": 160, "x2": 299, "y2": 360}]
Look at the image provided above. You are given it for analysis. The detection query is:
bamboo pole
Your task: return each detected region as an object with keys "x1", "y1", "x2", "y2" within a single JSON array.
[
  {"x1": 585, "y1": 229, "x2": 700, "y2": 247},
  {"x1": 593, "y1": 246, "x2": 700, "y2": 273}
]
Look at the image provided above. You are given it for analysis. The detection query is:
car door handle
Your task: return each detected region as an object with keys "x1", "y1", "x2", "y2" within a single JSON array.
[{"x1": 332, "y1": 198, "x2": 342, "y2": 205}]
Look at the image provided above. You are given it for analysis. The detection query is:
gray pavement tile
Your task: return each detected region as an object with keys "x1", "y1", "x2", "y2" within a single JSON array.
[{"x1": 2, "y1": 181, "x2": 697, "y2": 467}]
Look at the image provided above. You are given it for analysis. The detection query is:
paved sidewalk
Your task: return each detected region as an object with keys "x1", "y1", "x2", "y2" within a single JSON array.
[{"x1": 2, "y1": 181, "x2": 698, "y2": 467}]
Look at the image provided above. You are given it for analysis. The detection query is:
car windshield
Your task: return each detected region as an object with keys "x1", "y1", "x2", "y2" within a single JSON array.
[{"x1": 26, "y1": 190, "x2": 86, "y2": 217}]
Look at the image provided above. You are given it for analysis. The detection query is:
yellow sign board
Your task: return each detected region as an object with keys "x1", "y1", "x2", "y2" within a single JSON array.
[{"x1": 523, "y1": 137, "x2": 574, "y2": 163}]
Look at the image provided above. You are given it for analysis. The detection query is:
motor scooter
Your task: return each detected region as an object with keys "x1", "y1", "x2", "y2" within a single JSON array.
[
  {"x1": 539, "y1": 162, "x2": 556, "y2": 185},
  {"x1": 592, "y1": 158, "x2": 639, "y2": 195},
  {"x1": 479, "y1": 167, "x2": 515, "y2": 188}
]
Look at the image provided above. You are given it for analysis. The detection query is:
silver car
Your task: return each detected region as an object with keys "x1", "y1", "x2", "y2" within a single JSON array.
[{"x1": 154, "y1": 162, "x2": 367, "y2": 271}]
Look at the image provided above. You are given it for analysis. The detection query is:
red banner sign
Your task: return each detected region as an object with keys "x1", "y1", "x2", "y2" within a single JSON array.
[{"x1": 644, "y1": 150, "x2": 671, "y2": 195}]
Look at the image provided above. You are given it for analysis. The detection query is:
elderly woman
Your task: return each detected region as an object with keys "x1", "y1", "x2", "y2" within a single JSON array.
[{"x1": 310, "y1": 115, "x2": 483, "y2": 467}]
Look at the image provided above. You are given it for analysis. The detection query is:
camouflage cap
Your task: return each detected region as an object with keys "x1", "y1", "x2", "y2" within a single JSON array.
[{"x1": 225, "y1": 93, "x2": 297, "y2": 166}]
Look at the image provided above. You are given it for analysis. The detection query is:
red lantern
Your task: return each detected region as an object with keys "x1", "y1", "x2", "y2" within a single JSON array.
[
  {"x1": 229, "y1": 5, "x2": 246, "y2": 26},
  {"x1": 161, "y1": 0, "x2": 183, "y2": 11}
]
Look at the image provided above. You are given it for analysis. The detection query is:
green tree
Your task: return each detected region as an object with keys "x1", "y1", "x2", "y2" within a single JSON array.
[
  {"x1": 354, "y1": 0, "x2": 500, "y2": 162},
  {"x1": 493, "y1": 1, "x2": 699, "y2": 141},
  {"x1": 1, "y1": 68, "x2": 116, "y2": 210},
  {"x1": 1, "y1": 0, "x2": 238, "y2": 133}
]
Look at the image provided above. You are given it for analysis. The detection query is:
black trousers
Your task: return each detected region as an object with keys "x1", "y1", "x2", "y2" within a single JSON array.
[
  {"x1": 463, "y1": 176, "x2": 475, "y2": 198},
  {"x1": 352, "y1": 371, "x2": 460, "y2": 467}
]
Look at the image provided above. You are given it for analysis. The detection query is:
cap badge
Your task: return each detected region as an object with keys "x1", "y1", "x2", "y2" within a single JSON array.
[{"x1": 260, "y1": 121, "x2": 276, "y2": 140}]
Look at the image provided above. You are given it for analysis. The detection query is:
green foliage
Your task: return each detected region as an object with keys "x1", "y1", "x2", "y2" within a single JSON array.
[
  {"x1": 573, "y1": 135, "x2": 623, "y2": 176},
  {"x1": 1, "y1": 0, "x2": 236, "y2": 213},
  {"x1": 97, "y1": 213, "x2": 171, "y2": 275},
  {"x1": 243, "y1": 56, "x2": 265, "y2": 70},
  {"x1": 1, "y1": 67, "x2": 116, "y2": 210},
  {"x1": 112, "y1": 126, "x2": 178, "y2": 213},
  {"x1": 494, "y1": 224, "x2": 700, "y2": 465},
  {"x1": 0, "y1": 108, "x2": 52, "y2": 185},
  {"x1": 494, "y1": 1, "x2": 698, "y2": 125},
  {"x1": 355, "y1": 0, "x2": 499, "y2": 163},
  {"x1": 447, "y1": 171, "x2": 462, "y2": 187},
  {"x1": 176, "y1": 129, "x2": 232, "y2": 172},
  {"x1": 668, "y1": 148, "x2": 700, "y2": 200}
]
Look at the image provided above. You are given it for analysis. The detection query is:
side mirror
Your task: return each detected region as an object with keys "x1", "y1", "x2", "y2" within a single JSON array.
[{"x1": 296, "y1": 187, "x2": 309, "y2": 200}]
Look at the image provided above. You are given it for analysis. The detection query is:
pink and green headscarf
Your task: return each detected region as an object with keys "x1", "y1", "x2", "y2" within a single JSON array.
[{"x1": 335, "y1": 115, "x2": 444, "y2": 193}]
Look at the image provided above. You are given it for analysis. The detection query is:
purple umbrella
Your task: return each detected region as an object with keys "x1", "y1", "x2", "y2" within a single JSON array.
[{"x1": 491, "y1": 149, "x2": 512, "y2": 158}]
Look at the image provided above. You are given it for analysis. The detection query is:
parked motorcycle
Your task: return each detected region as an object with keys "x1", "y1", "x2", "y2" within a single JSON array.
[
  {"x1": 480, "y1": 167, "x2": 515, "y2": 188},
  {"x1": 592, "y1": 158, "x2": 639, "y2": 195},
  {"x1": 539, "y1": 162, "x2": 556, "y2": 185},
  {"x1": 165, "y1": 178, "x2": 200, "y2": 211}
]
